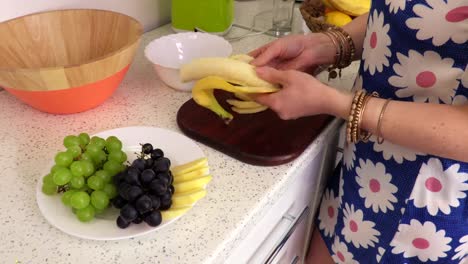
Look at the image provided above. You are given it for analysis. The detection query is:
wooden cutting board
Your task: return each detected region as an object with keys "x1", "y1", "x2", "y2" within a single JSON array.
[{"x1": 176, "y1": 90, "x2": 333, "y2": 166}]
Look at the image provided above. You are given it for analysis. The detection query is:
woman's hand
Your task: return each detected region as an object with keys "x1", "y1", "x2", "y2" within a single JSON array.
[
  {"x1": 252, "y1": 67, "x2": 352, "y2": 120},
  {"x1": 249, "y1": 33, "x2": 336, "y2": 74}
]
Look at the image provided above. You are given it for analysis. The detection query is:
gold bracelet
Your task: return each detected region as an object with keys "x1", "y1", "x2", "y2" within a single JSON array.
[
  {"x1": 358, "y1": 92, "x2": 379, "y2": 142},
  {"x1": 352, "y1": 91, "x2": 367, "y2": 143},
  {"x1": 357, "y1": 95, "x2": 372, "y2": 142},
  {"x1": 322, "y1": 31, "x2": 341, "y2": 68},
  {"x1": 329, "y1": 26, "x2": 355, "y2": 68},
  {"x1": 347, "y1": 90, "x2": 380, "y2": 144},
  {"x1": 376, "y1": 99, "x2": 391, "y2": 144},
  {"x1": 346, "y1": 90, "x2": 366, "y2": 144},
  {"x1": 346, "y1": 90, "x2": 362, "y2": 143}
]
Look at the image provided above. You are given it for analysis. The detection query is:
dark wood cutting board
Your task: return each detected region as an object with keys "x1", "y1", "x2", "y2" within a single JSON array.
[{"x1": 176, "y1": 90, "x2": 333, "y2": 166}]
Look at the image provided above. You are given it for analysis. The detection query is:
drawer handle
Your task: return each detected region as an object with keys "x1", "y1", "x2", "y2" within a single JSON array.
[
  {"x1": 291, "y1": 256, "x2": 300, "y2": 264},
  {"x1": 264, "y1": 206, "x2": 310, "y2": 264}
]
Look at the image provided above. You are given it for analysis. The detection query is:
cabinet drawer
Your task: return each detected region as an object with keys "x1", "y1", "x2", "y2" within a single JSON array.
[{"x1": 265, "y1": 206, "x2": 310, "y2": 264}]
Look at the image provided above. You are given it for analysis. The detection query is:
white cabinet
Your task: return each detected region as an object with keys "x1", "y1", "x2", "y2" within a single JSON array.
[{"x1": 226, "y1": 119, "x2": 342, "y2": 264}]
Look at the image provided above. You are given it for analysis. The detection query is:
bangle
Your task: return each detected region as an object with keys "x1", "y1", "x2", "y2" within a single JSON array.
[
  {"x1": 322, "y1": 31, "x2": 341, "y2": 70},
  {"x1": 346, "y1": 90, "x2": 379, "y2": 144},
  {"x1": 357, "y1": 93, "x2": 374, "y2": 142},
  {"x1": 346, "y1": 90, "x2": 361, "y2": 143},
  {"x1": 351, "y1": 91, "x2": 367, "y2": 143},
  {"x1": 376, "y1": 99, "x2": 391, "y2": 144},
  {"x1": 322, "y1": 26, "x2": 356, "y2": 81}
]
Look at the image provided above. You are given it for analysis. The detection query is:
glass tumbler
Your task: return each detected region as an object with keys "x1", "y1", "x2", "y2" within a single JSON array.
[{"x1": 271, "y1": 0, "x2": 295, "y2": 36}]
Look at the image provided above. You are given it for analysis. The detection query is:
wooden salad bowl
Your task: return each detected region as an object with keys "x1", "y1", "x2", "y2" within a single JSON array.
[{"x1": 0, "y1": 9, "x2": 142, "y2": 114}]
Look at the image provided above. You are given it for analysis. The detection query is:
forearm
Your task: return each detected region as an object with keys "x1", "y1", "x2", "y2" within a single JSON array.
[
  {"x1": 326, "y1": 89, "x2": 468, "y2": 162},
  {"x1": 342, "y1": 13, "x2": 369, "y2": 60}
]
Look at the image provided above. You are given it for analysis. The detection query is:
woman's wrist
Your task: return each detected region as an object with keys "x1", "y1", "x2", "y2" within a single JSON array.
[
  {"x1": 321, "y1": 85, "x2": 354, "y2": 119},
  {"x1": 305, "y1": 32, "x2": 337, "y2": 65}
]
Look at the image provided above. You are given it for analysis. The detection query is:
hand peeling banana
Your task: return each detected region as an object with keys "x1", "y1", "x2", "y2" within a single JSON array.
[
  {"x1": 180, "y1": 54, "x2": 280, "y2": 123},
  {"x1": 180, "y1": 57, "x2": 277, "y2": 89},
  {"x1": 229, "y1": 54, "x2": 255, "y2": 63},
  {"x1": 191, "y1": 76, "x2": 277, "y2": 123}
]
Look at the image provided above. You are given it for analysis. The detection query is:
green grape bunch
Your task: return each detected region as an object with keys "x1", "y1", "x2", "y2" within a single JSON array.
[{"x1": 41, "y1": 133, "x2": 127, "y2": 222}]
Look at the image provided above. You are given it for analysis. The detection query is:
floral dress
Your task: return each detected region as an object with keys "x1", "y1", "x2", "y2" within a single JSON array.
[{"x1": 317, "y1": 0, "x2": 468, "y2": 263}]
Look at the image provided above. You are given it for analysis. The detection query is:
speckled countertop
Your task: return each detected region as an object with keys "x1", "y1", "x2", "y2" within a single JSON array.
[{"x1": 0, "y1": 2, "x2": 358, "y2": 263}]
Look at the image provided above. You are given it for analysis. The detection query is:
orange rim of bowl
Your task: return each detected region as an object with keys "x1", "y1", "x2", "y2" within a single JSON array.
[{"x1": 3, "y1": 64, "x2": 130, "y2": 114}]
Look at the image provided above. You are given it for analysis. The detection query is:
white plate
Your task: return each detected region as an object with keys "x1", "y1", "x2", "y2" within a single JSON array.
[{"x1": 36, "y1": 126, "x2": 206, "y2": 240}]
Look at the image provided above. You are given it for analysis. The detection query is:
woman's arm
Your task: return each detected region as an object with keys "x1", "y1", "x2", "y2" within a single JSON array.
[
  {"x1": 342, "y1": 13, "x2": 369, "y2": 60},
  {"x1": 327, "y1": 89, "x2": 468, "y2": 162},
  {"x1": 249, "y1": 13, "x2": 369, "y2": 70}
]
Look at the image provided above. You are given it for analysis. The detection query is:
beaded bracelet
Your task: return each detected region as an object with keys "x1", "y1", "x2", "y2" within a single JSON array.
[
  {"x1": 322, "y1": 26, "x2": 356, "y2": 81},
  {"x1": 346, "y1": 90, "x2": 379, "y2": 144}
]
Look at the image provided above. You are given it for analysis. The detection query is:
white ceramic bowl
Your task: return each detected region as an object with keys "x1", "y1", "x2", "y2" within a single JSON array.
[{"x1": 144, "y1": 32, "x2": 232, "y2": 92}]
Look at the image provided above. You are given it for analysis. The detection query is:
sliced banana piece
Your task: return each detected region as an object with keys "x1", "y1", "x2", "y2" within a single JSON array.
[
  {"x1": 231, "y1": 106, "x2": 268, "y2": 114},
  {"x1": 180, "y1": 57, "x2": 277, "y2": 89},
  {"x1": 161, "y1": 206, "x2": 191, "y2": 220},
  {"x1": 226, "y1": 99, "x2": 263, "y2": 109},
  {"x1": 234, "y1": 92, "x2": 253, "y2": 101},
  {"x1": 172, "y1": 189, "x2": 207, "y2": 207},
  {"x1": 173, "y1": 175, "x2": 212, "y2": 194},
  {"x1": 173, "y1": 167, "x2": 210, "y2": 184},
  {"x1": 171, "y1": 157, "x2": 208, "y2": 176}
]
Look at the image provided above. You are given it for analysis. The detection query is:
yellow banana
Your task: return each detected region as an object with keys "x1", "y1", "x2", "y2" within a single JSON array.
[
  {"x1": 180, "y1": 57, "x2": 277, "y2": 89},
  {"x1": 181, "y1": 55, "x2": 279, "y2": 123},
  {"x1": 192, "y1": 76, "x2": 278, "y2": 123},
  {"x1": 322, "y1": 0, "x2": 334, "y2": 9},
  {"x1": 329, "y1": 0, "x2": 370, "y2": 16}
]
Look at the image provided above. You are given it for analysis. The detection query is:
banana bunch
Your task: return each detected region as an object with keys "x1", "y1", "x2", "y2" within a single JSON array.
[
  {"x1": 162, "y1": 157, "x2": 211, "y2": 220},
  {"x1": 180, "y1": 54, "x2": 279, "y2": 124},
  {"x1": 324, "y1": 0, "x2": 370, "y2": 17},
  {"x1": 320, "y1": 0, "x2": 370, "y2": 27}
]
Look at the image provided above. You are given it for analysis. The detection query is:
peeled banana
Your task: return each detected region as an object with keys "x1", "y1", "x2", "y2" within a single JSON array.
[
  {"x1": 231, "y1": 106, "x2": 268, "y2": 114},
  {"x1": 226, "y1": 99, "x2": 263, "y2": 109},
  {"x1": 180, "y1": 55, "x2": 279, "y2": 123},
  {"x1": 234, "y1": 92, "x2": 253, "y2": 101}
]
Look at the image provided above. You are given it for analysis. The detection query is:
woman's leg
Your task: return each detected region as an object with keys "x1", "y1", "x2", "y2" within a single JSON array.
[{"x1": 305, "y1": 227, "x2": 335, "y2": 264}]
